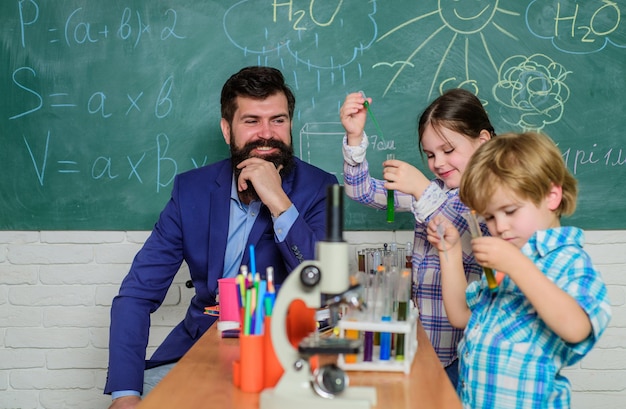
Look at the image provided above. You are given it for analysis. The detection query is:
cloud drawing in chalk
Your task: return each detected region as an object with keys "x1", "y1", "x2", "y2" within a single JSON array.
[{"x1": 222, "y1": 0, "x2": 378, "y2": 69}]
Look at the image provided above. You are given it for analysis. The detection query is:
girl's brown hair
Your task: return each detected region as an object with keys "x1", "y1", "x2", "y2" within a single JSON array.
[{"x1": 418, "y1": 88, "x2": 495, "y2": 153}]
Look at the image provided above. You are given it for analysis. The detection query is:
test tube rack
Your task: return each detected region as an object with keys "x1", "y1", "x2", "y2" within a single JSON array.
[{"x1": 337, "y1": 305, "x2": 419, "y2": 374}]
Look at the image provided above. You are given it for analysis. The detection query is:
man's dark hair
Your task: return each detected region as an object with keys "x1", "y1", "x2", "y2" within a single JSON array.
[{"x1": 220, "y1": 66, "x2": 296, "y2": 124}]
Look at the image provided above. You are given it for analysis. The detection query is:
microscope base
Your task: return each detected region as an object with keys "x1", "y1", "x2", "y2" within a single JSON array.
[{"x1": 260, "y1": 385, "x2": 377, "y2": 409}]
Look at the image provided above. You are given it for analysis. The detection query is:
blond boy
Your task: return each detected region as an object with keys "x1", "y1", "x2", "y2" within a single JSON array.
[{"x1": 428, "y1": 132, "x2": 611, "y2": 408}]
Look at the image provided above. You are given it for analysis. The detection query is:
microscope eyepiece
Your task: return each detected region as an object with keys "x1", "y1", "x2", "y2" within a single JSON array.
[{"x1": 325, "y1": 184, "x2": 344, "y2": 243}]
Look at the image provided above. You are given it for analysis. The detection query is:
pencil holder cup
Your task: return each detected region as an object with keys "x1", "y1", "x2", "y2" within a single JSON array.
[
  {"x1": 239, "y1": 334, "x2": 265, "y2": 393},
  {"x1": 218, "y1": 277, "x2": 240, "y2": 323},
  {"x1": 232, "y1": 359, "x2": 241, "y2": 388},
  {"x1": 263, "y1": 316, "x2": 283, "y2": 388}
]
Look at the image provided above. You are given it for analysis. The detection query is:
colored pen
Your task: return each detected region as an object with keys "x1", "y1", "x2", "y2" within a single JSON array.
[
  {"x1": 264, "y1": 292, "x2": 275, "y2": 317},
  {"x1": 236, "y1": 268, "x2": 246, "y2": 308},
  {"x1": 249, "y1": 244, "x2": 257, "y2": 275},
  {"x1": 243, "y1": 286, "x2": 252, "y2": 335},
  {"x1": 264, "y1": 266, "x2": 276, "y2": 316},
  {"x1": 254, "y1": 280, "x2": 266, "y2": 335},
  {"x1": 266, "y1": 266, "x2": 275, "y2": 294},
  {"x1": 252, "y1": 272, "x2": 260, "y2": 312}
]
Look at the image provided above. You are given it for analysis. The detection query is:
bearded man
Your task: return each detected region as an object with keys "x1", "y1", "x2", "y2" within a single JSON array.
[{"x1": 105, "y1": 66, "x2": 338, "y2": 409}]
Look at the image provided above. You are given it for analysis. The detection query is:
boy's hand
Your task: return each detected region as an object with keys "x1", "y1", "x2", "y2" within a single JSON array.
[
  {"x1": 427, "y1": 217, "x2": 461, "y2": 253},
  {"x1": 471, "y1": 236, "x2": 525, "y2": 276}
]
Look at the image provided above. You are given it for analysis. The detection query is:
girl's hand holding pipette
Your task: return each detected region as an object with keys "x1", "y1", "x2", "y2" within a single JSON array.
[{"x1": 339, "y1": 92, "x2": 370, "y2": 145}]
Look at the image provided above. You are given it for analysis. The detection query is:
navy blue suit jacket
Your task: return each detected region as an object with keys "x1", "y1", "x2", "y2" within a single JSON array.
[{"x1": 104, "y1": 157, "x2": 337, "y2": 394}]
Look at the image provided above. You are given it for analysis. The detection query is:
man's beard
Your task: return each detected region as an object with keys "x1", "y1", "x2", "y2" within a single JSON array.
[{"x1": 230, "y1": 137, "x2": 295, "y2": 202}]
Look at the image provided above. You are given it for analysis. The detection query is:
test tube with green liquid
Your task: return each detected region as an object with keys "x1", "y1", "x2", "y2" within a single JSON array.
[{"x1": 386, "y1": 153, "x2": 395, "y2": 223}]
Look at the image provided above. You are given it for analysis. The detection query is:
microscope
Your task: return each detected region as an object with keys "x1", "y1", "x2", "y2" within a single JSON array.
[{"x1": 260, "y1": 185, "x2": 377, "y2": 409}]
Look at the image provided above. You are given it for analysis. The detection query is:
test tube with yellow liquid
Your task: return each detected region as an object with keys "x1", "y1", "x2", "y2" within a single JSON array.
[{"x1": 464, "y1": 210, "x2": 499, "y2": 291}]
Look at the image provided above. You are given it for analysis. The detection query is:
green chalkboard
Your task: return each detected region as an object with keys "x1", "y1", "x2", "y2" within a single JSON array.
[{"x1": 1, "y1": 1, "x2": 625, "y2": 230}]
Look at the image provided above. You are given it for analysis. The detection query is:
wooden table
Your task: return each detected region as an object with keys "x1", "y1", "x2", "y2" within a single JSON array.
[{"x1": 138, "y1": 321, "x2": 461, "y2": 409}]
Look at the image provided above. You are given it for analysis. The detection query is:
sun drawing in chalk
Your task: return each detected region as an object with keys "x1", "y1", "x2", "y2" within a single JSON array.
[{"x1": 375, "y1": 0, "x2": 520, "y2": 99}]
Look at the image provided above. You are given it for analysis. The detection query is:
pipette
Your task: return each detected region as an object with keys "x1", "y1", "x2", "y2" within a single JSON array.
[
  {"x1": 359, "y1": 91, "x2": 393, "y2": 223},
  {"x1": 359, "y1": 91, "x2": 385, "y2": 142}
]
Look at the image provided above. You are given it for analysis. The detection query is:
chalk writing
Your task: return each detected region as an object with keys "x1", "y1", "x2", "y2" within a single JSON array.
[
  {"x1": 298, "y1": 122, "x2": 396, "y2": 182},
  {"x1": 561, "y1": 144, "x2": 626, "y2": 175},
  {"x1": 9, "y1": 67, "x2": 176, "y2": 120},
  {"x1": 23, "y1": 131, "x2": 209, "y2": 192},
  {"x1": 526, "y1": 0, "x2": 625, "y2": 54},
  {"x1": 18, "y1": 0, "x2": 186, "y2": 48},
  {"x1": 376, "y1": 1, "x2": 521, "y2": 99},
  {"x1": 223, "y1": 0, "x2": 377, "y2": 70},
  {"x1": 1, "y1": 0, "x2": 624, "y2": 231}
]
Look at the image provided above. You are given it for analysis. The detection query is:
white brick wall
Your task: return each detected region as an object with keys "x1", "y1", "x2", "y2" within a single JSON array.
[{"x1": 0, "y1": 230, "x2": 624, "y2": 409}]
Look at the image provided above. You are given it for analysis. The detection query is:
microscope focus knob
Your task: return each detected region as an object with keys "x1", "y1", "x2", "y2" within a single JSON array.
[
  {"x1": 311, "y1": 363, "x2": 348, "y2": 399},
  {"x1": 300, "y1": 265, "x2": 321, "y2": 287}
]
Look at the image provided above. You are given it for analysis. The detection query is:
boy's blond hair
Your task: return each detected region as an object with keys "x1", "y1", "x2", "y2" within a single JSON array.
[{"x1": 460, "y1": 131, "x2": 577, "y2": 217}]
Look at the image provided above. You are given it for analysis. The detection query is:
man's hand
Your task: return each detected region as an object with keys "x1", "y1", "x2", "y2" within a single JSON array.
[
  {"x1": 108, "y1": 395, "x2": 141, "y2": 409},
  {"x1": 236, "y1": 157, "x2": 291, "y2": 216}
]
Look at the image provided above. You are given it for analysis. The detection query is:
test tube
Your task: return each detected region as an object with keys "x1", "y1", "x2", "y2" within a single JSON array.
[
  {"x1": 358, "y1": 257, "x2": 375, "y2": 362},
  {"x1": 405, "y1": 242, "x2": 413, "y2": 268},
  {"x1": 344, "y1": 326, "x2": 359, "y2": 364},
  {"x1": 389, "y1": 242, "x2": 398, "y2": 268},
  {"x1": 386, "y1": 153, "x2": 395, "y2": 223},
  {"x1": 371, "y1": 249, "x2": 382, "y2": 319},
  {"x1": 372, "y1": 250, "x2": 382, "y2": 346},
  {"x1": 395, "y1": 268, "x2": 411, "y2": 361},
  {"x1": 378, "y1": 265, "x2": 392, "y2": 361},
  {"x1": 464, "y1": 210, "x2": 498, "y2": 291},
  {"x1": 357, "y1": 249, "x2": 365, "y2": 273}
]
